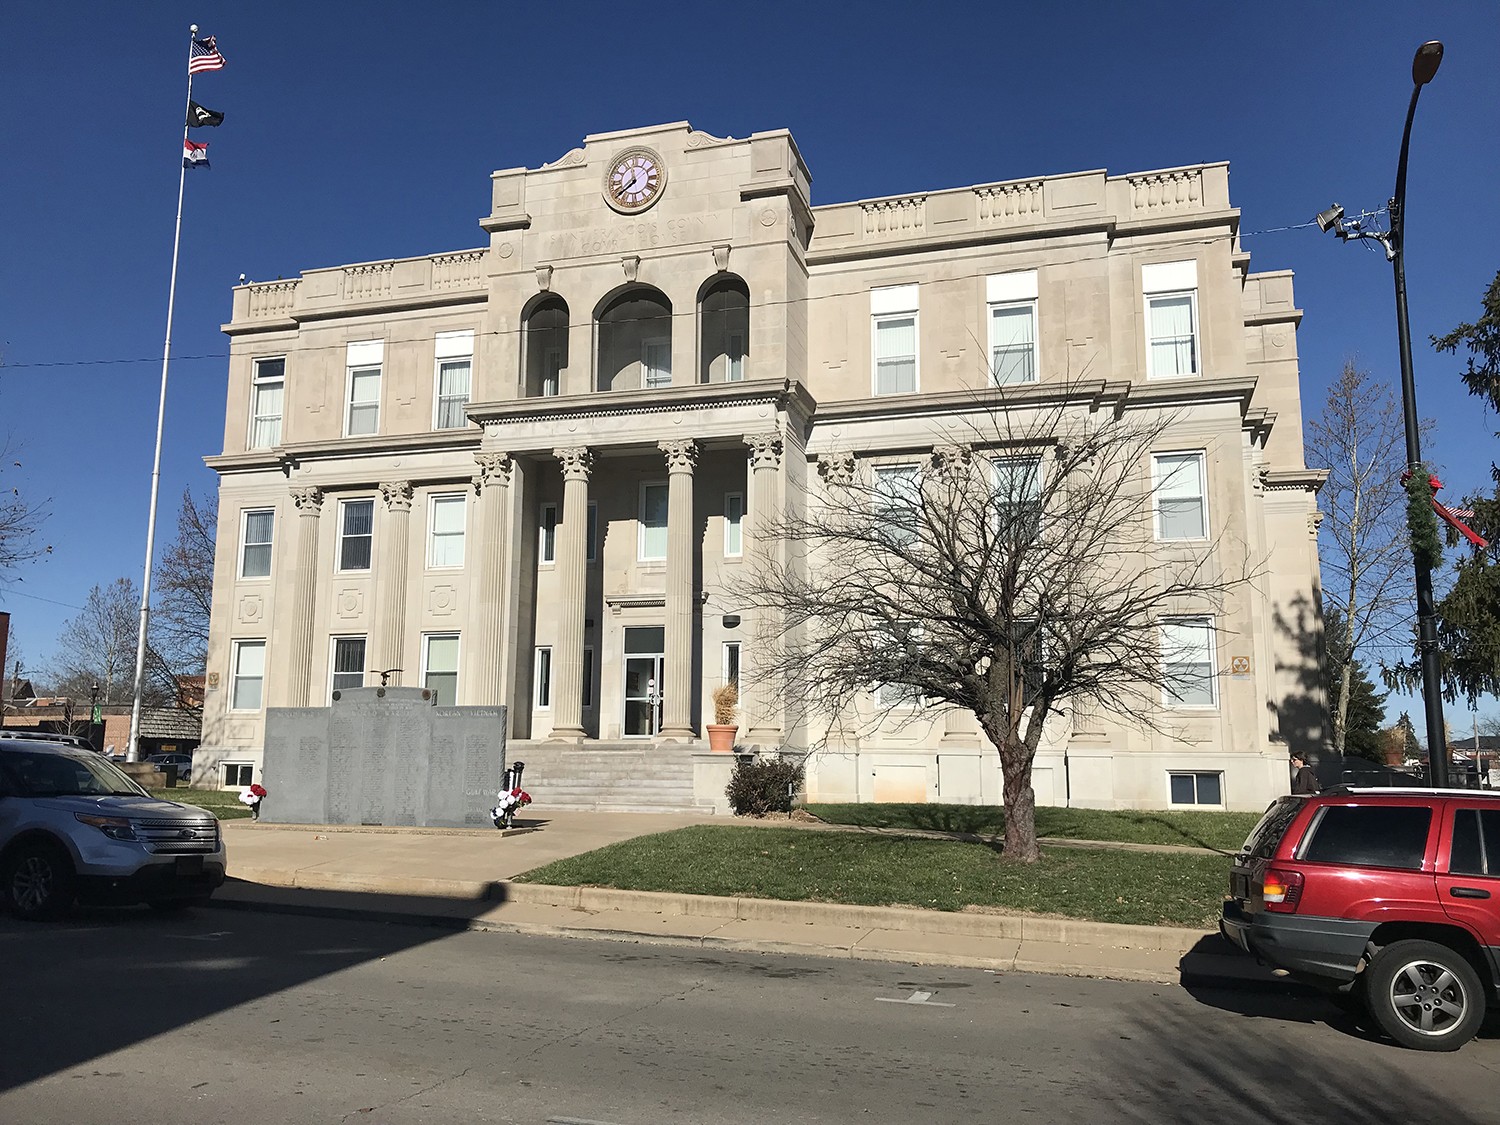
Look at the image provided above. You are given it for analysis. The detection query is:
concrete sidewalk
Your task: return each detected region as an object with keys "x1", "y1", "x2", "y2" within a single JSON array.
[{"x1": 215, "y1": 815, "x2": 1278, "y2": 990}]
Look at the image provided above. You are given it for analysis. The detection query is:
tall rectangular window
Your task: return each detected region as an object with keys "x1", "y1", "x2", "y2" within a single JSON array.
[
  {"x1": 874, "y1": 464, "x2": 922, "y2": 546},
  {"x1": 722, "y1": 641, "x2": 741, "y2": 687},
  {"x1": 878, "y1": 621, "x2": 923, "y2": 707},
  {"x1": 992, "y1": 457, "x2": 1043, "y2": 543},
  {"x1": 230, "y1": 640, "x2": 265, "y2": 711},
  {"x1": 583, "y1": 645, "x2": 595, "y2": 709},
  {"x1": 249, "y1": 357, "x2": 285, "y2": 448},
  {"x1": 643, "y1": 338, "x2": 672, "y2": 389},
  {"x1": 871, "y1": 285, "x2": 919, "y2": 395},
  {"x1": 428, "y1": 494, "x2": 466, "y2": 568},
  {"x1": 433, "y1": 330, "x2": 474, "y2": 430},
  {"x1": 539, "y1": 503, "x2": 558, "y2": 564},
  {"x1": 338, "y1": 499, "x2": 374, "y2": 572},
  {"x1": 423, "y1": 633, "x2": 459, "y2": 707},
  {"x1": 639, "y1": 482, "x2": 668, "y2": 560},
  {"x1": 1153, "y1": 452, "x2": 1208, "y2": 540},
  {"x1": 587, "y1": 502, "x2": 598, "y2": 564},
  {"x1": 345, "y1": 340, "x2": 383, "y2": 436},
  {"x1": 724, "y1": 492, "x2": 744, "y2": 557},
  {"x1": 1143, "y1": 262, "x2": 1199, "y2": 378},
  {"x1": 1160, "y1": 617, "x2": 1216, "y2": 708},
  {"x1": 543, "y1": 347, "x2": 562, "y2": 397},
  {"x1": 239, "y1": 508, "x2": 274, "y2": 578},
  {"x1": 987, "y1": 271, "x2": 1039, "y2": 385},
  {"x1": 330, "y1": 636, "x2": 366, "y2": 696},
  {"x1": 726, "y1": 333, "x2": 745, "y2": 382},
  {"x1": 534, "y1": 647, "x2": 553, "y2": 709}
]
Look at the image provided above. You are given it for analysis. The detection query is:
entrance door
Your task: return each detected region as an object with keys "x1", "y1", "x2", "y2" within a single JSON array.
[{"x1": 623, "y1": 626, "x2": 665, "y2": 737}]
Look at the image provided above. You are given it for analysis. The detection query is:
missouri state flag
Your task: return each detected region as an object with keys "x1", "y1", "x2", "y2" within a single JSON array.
[{"x1": 183, "y1": 139, "x2": 210, "y2": 169}]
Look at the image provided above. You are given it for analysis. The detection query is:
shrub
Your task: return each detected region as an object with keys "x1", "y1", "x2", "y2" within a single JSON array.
[
  {"x1": 726, "y1": 754, "x2": 804, "y2": 817},
  {"x1": 711, "y1": 682, "x2": 739, "y2": 725}
]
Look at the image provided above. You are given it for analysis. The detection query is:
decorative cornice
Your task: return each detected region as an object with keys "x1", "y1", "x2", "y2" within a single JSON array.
[
  {"x1": 659, "y1": 439, "x2": 700, "y2": 473},
  {"x1": 817, "y1": 451, "x2": 857, "y2": 487},
  {"x1": 469, "y1": 378, "x2": 817, "y2": 429},
  {"x1": 290, "y1": 486, "x2": 324, "y2": 514},
  {"x1": 554, "y1": 446, "x2": 596, "y2": 481},
  {"x1": 929, "y1": 443, "x2": 973, "y2": 480},
  {"x1": 744, "y1": 432, "x2": 783, "y2": 471},
  {"x1": 379, "y1": 480, "x2": 414, "y2": 512}
]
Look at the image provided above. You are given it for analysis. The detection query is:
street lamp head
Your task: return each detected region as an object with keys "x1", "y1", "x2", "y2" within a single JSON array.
[
  {"x1": 1315, "y1": 203, "x2": 1345, "y2": 233},
  {"x1": 1412, "y1": 41, "x2": 1443, "y2": 87}
]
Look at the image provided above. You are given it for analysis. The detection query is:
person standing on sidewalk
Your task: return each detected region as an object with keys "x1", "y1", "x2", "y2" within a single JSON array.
[{"x1": 1290, "y1": 753, "x2": 1321, "y2": 795}]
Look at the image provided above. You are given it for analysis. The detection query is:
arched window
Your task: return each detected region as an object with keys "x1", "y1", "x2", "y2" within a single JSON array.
[
  {"x1": 699, "y1": 276, "x2": 750, "y2": 384},
  {"x1": 522, "y1": 296, "x2": 569, "y2": 398},
  {"x1": 596, "y1": 286, "x2": 672, "y2": 393}
]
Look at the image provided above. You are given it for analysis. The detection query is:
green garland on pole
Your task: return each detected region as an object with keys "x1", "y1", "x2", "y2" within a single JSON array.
[{"x1": 1406, "y1": 464, "x2": 1444, "y2": 571}]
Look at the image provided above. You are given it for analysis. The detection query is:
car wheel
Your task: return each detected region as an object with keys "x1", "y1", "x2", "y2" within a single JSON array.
[
  {"x1": 1366, "y1": 939, "x2": 1486, "y2": 1051},
  {"x1": 2, "y1": 842, "x2": 77, "y2": 921}
]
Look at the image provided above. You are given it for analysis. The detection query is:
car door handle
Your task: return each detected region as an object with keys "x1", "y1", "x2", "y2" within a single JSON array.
[{"x1": 1449, "y1": 887, "x2": 1492, "y2": 900}]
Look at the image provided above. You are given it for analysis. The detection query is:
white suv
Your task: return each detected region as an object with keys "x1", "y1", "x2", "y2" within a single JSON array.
[{"x1": 0, "y1": 736, "x2": 226, "y2": 919}]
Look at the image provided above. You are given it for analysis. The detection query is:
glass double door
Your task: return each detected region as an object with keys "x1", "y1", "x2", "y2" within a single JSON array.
[{"x1": 623, "y1": 626, "x2": 665, "y2": 738}]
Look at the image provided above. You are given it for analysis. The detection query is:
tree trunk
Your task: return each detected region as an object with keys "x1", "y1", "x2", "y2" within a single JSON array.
[
  {"x1": 986, "y1": 721, "x2": 1040, "y2": 862},
  {"x1": 1333, "y1": 663, "x2": 1352, "y2": 757}
]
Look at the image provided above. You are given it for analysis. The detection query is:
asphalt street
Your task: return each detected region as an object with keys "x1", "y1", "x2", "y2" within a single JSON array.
[{"x1": 2, "y1": 907, "x2": 1498, "y2": 1125}]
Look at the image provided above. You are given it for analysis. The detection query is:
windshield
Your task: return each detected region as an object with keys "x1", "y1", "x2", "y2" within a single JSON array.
[{"x1": 0, "y1": 748, "x2": 149, "y2": 798}]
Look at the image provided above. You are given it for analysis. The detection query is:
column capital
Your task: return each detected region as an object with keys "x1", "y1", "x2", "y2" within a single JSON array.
[
  {"x1": 659, "y1": 439, "x2": 700, "y2": 474},
  {"x1": 290, "y1": 486, "x2": 324, "y2": 514},
  {"x1": 473, "y1": 451, "x2": 513, "y2": 493},
  {"x1": 379, "y1": 480, "x2": 414, "y2": 512},
  {"x1": 929, "y1": 443, "x2": 972, "y2": 481},
  {"x1": 816, "y1": 451, "x2": 856, "y2": 487},
  {"x1": 553, "y1": 446, "x2": 596, "y2": 481},
  {"x1": 743, "y1": 432, "x2": 783, "y2": 471}
]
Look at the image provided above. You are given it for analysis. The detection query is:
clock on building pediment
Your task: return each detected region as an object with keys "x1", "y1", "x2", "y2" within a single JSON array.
[{"x1": 604, "y1": 147, "x2": 666, "y2": 214}]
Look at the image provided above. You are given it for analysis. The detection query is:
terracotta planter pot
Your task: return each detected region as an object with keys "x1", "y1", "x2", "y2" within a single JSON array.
[{"x1": 706, "y1": 724, "x2": 738, "y2": 753}]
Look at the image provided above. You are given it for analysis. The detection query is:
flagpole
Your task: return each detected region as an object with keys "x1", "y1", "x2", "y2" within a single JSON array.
[{"x1": 127, "y1": 25, "x2": 197, "y2": 762}]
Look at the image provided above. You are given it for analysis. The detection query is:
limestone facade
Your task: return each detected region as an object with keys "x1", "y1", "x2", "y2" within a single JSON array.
[{"x1": 200, "y1": 121, "x2": 1322, "y2": 811}]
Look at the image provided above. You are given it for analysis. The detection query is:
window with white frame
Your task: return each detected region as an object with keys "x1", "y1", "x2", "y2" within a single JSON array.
[
  {"x1": 330, "y1": 636, "x2": 366, "y2": 696},
  {"x1": 587, "y1": 502, "x2": 598, "y2": 564},
  {"x1": 345, "y1": 340, "x2": 383, "y2": 436},
  {"x1": 539, "y1": 503, "x2": 558, "y2": 565},
  {"x1": 222, "y1": 762, "x2": 255, "y2": 788},
  {"x1": 249, "y1": 357, "x2": 285, "y2": 448},
  {"x1": 1169, "y1": 771, "x2": 1223, "y2": 806},
  {"x1": 871, "y1": 285, "x2": 918, "y2": 394},
  {"x1": 239, "y1": 508, "x2": 274, "y2": 578},
  {"x1": 873, "y1": 463, "x2": 923, "y2": 548},
  {"x1": 987, "y1": 271, "x2": 1038, "y2": 385},
  {"x1": 583, "y1": 645, "x2": 594, "y2": 709},
  {"x1": 1143, "y1": 262, "x2": 1199, "y2": 378},
  {"x1": 1153, "y1": 452, "x2": 1208, "y2": 540},
  {"x1": 423, "y1": 633, "x2": 459, "y2": 707},
  {"x1": 878, "y1": 621, "x2": 924, "y2": 707},
  {"x1": 534, "y1": 646, "x2": 553, "y2": 709},
  {"x1": 433, "y1": 330, "x2": 473, "y2": 430},
  {"x1": 338, "y1": 499, "x2": 374, "y2": 572},
  {"x1": 230, "y1": 640, "x2": 266, "y2": 711},
  {"x1": 992, "y1": 457, "x2": 1043, "y2": 542},
  {"x1": 639, "y1": 482, "x2": 668, "y2": 560},
  {"x1": 428, "y1": 494, "x2": 466, "y2": 569},
  {"x1": 643, "y1": 337, "x2": 672, "y2": 389},
  {"x1": 724, "y1": 492, "x2": 744, "y2": 557},
  {"x1": 722, "y1": 641, "x2": 741, "y2": 688},
  {"x1": 1160, "y1": 617, "x2": 1217, "y2": 707}
]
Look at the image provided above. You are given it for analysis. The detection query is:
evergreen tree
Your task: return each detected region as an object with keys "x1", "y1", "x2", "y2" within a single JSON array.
[{"x1": 1395, "y1": 711, "x2": 1423, "y2": 764}]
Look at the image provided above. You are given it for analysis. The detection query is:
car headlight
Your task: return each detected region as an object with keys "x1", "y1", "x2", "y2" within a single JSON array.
[{"x1": 75, "y1": 813, "x2": 138, "y2": 840}]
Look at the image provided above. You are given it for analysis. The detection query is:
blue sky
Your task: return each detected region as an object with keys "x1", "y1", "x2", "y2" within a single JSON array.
[{"x1": 2, "y1": 2, "x2": 1498, "y2": 737}]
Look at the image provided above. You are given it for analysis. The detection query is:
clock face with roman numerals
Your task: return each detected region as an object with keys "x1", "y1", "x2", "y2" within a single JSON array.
[{"x1": 605, "y1": 148, "x2": 666, "y2": 213}]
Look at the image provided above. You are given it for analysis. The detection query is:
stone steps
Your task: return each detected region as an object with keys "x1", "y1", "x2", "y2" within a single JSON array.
[{"x1": 502, "y1": 742, "x2": 708, "y2": 813}]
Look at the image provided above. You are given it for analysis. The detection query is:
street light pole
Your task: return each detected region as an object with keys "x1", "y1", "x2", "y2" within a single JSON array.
[{"x1": 1390, "y1": 41, "x2": 1448, "y2": 788}]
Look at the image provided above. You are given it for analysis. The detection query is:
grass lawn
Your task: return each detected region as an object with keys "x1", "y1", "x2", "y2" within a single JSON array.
[
  {"x1": 147, "y1": 788, "x2": 252, "y2": 820},
  {"x1": 515, "y1": 825, "x2": 1227, "y2": 928},
  {"x1": 805, "y1": 803, "x2": 1260, "y2": 853}
]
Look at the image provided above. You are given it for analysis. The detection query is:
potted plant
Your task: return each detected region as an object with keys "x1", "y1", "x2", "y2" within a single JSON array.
[{"x1": 707, "y1": 682, "x2": 739, "y2": 753}]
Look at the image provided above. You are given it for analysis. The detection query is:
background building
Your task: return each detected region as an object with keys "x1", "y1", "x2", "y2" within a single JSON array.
[{"x1": 199, "y1": 122, "x2": 1322, "y2": 811}]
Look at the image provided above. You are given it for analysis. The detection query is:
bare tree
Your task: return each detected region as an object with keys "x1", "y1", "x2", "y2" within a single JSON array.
[
  {"x1": 150, "y1": 487, "x2": 217, "y2": 687},
  {"x1": 1306, "y1": 361, "x2": 1417, "y2": 755},
  {"x1": 51, "y1": 578, "x2": 149, "y2": 704},
  {"x1": 0, "y1": 439, "x2": 51, "y2": 581},
  {"x1": 736, "y1": 388, "x2": 1255, "y2": 862}
]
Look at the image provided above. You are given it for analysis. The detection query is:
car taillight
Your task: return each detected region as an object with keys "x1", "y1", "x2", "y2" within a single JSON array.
[{"x1": 1261, "y1": 868, "x2": 1304, "y2": 912}]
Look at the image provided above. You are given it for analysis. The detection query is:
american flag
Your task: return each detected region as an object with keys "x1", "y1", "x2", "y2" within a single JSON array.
[{"x1": 188, "y1": 35, "x2": 225, "y2": 74}]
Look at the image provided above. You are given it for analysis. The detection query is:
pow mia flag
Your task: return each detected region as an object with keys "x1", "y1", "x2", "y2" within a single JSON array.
[{"x1": 187, "y1": 101, "x2": 225, "y2": 128}]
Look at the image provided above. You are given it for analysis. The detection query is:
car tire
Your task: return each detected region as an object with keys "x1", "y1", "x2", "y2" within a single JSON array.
[
  {"x1": 1366, "y1": 939, "x2": 1486, "y2": 1051},
  {"x1": 2, "y1": 841, "x2": 77, "y2": 921}
]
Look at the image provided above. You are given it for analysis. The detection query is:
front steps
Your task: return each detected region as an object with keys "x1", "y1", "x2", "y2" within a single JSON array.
[{"x1": 504, "y1": 741, "x2": 712, "y2": 813}]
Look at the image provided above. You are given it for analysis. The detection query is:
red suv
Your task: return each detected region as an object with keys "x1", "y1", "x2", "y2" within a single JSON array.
[{"x1": 1221, "y1": 788, "x2": 1500, "y2": 1051}]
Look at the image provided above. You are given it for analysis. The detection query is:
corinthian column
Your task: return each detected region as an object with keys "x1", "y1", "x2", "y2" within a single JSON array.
[
  {"x1": 744, "y1": 432, "x2": 784, "y2": 746},
  {"x1": 284, "y1": 486, "x2": 324, "y2": 706},
  {"x1": 549, "y1": 446, "x2": 593, "y2": 739},
  {"x1": 658, "y1": 439, "x2": 699, "y2": 741},
  {"x1": 467, "y1": 452, "x2": 512, "y2": 704},
  {"x1": 375, "y1": 480, "x2": 414, "y2": 685}
]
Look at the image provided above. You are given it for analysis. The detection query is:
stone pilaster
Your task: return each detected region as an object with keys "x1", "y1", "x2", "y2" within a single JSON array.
[
  {"x1": 549, "y1": 446, "x2": 594, "y2": 739},
  {"x1": 743, "y1": 432, "x2": 784, "y2": 746},
  {"x1": 467, "y1": 452, "x2": 512, "y2": 704},
  {"x1": 658, "y1": 439, "x2": 699, "y2": 741},
  {"x1": 284, "y1": 486, "x2": 324, "y2": 706},
  {"x1": 375, "y1": 480, "x2": 414, "y2": 686}
]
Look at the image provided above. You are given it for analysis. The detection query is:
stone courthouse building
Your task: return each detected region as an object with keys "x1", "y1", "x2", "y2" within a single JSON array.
[{"x1": 200, "y1": 122, "x2": 1323, "y2": 812}]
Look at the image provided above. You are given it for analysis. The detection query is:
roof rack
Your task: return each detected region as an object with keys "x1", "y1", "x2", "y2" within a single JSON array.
[{"x1": 0, "y1": 729, "x2": 96, "y2": 750}]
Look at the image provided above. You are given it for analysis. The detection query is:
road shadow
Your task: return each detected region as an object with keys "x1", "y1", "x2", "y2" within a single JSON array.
[{"x1": 0, "y1": 881, "x2": 508, "y2": 1092}]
